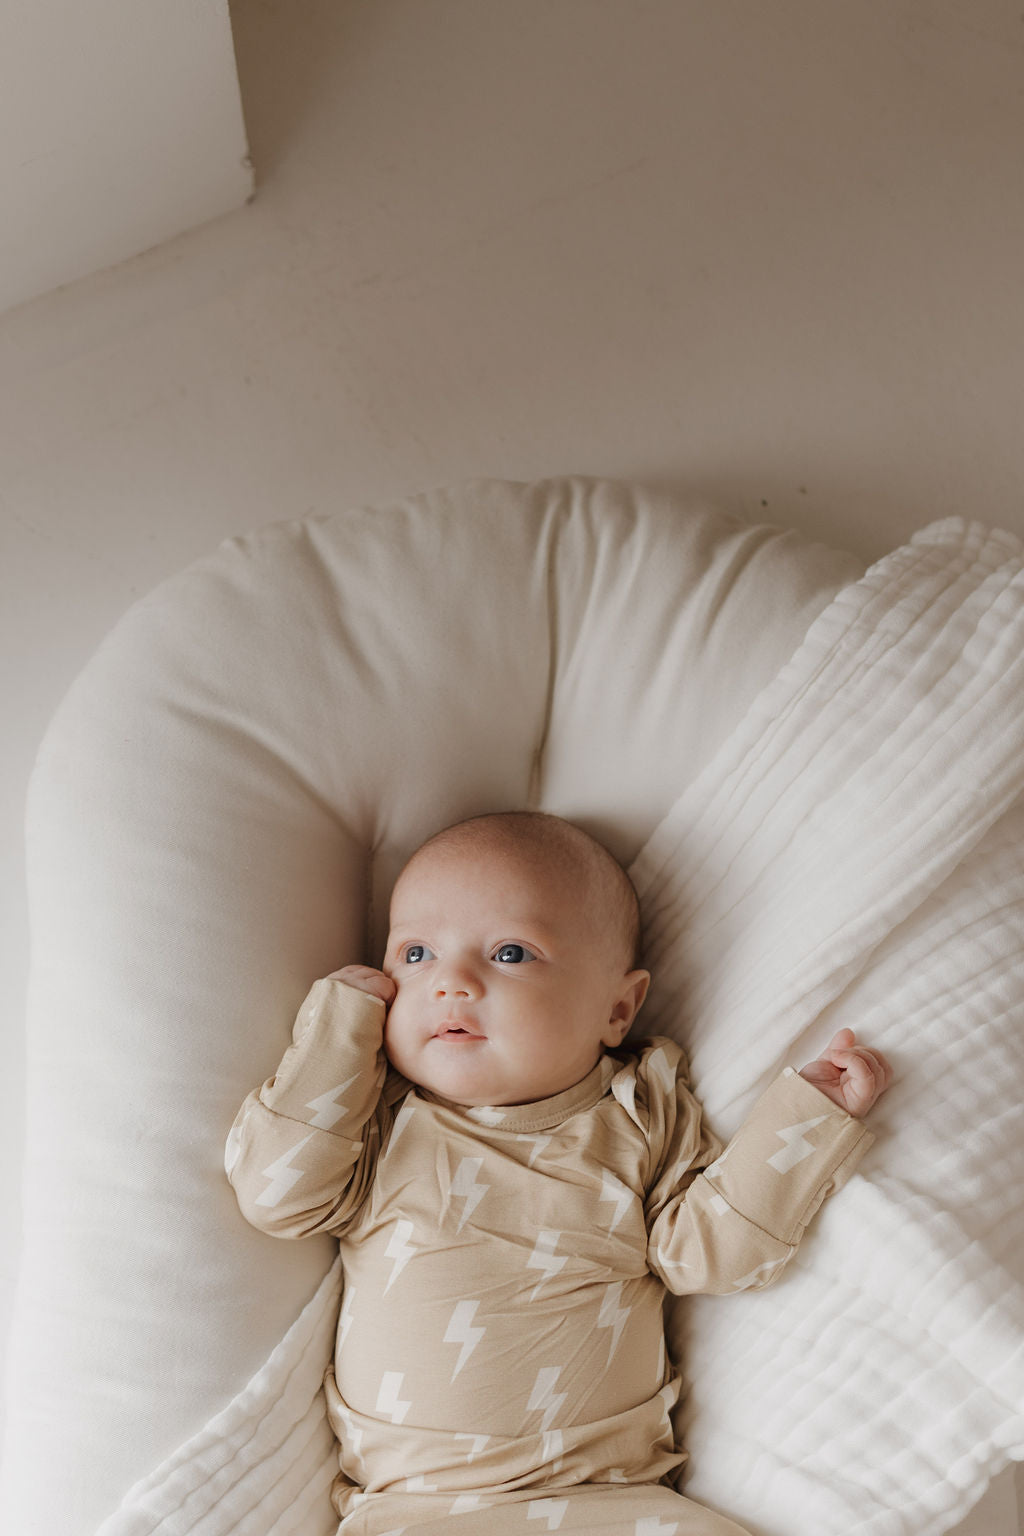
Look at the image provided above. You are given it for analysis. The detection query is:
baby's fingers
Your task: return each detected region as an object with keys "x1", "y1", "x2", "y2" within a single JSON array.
[
  {"x1": 836, "y1": 1046, "x2": 891, "y2": 1114},
  {"x1": 326, "y1": 964, "x2": 397, "y2": 1004}
]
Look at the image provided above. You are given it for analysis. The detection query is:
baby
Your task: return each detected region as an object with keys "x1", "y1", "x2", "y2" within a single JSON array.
[{"x1": 227, "y1": 812, "x2": 891, "y2": 1536}]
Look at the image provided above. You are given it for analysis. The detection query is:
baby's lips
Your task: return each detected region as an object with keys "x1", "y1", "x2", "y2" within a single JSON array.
[{"x1": 434, "y1": 1019, "x2": 485, "y2": 1038}]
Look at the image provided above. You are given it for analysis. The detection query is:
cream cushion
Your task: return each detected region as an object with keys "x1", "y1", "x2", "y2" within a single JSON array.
[{"x1": 2, "y1": 478, "x2": 863, "y2": 1534}]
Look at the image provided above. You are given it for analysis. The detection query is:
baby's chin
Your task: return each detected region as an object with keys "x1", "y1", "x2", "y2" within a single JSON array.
[{"x1": 396, "y1": 1042, "x2": 598, "y2": 1109}]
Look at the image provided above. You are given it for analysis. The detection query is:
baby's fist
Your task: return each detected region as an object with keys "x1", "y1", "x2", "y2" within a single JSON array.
[
  {"x1": 325, "y1": 964, "x2": 396, "y2": 1006},
  {"x1": 799, "y1": 1028, "x2": 892, "y2": 1118}
]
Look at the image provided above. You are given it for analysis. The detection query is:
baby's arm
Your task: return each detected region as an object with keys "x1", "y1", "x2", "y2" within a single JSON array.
[
  {"x1": 643, "y1": 1040, "x2": 879, "y2": 1297},
  {"x1": 225, "y1": 967, "x2": 394, "y2": 1239}
]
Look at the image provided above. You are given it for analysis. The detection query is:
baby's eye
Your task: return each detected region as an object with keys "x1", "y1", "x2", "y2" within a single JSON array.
[
  {"x1": 493, "y1": 943, "x2": 536, "y2": 965},
  {"x1": 402, "y1": 943, "x2": 435, "y2": 964}
]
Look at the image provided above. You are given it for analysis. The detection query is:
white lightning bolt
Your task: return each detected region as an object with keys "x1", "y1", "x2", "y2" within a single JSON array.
[
  {"x1": 703, "y1": 1142, "x2": 734, "y2": 1180},
  {"x1": 254, "y1": 1133, "x2": 314, "y2": 1207},
  {"x1": 526, "y1": 1230, "x2": 566, "y2": 1298},
  {"x1": 635, "y1": 1518, "x2": 681, "y2": 1535},
  {"x1": 223, "y1": 1124, "x2": 242, "y2": 1176},
  {"x1": 597, "y1": 1280, "x2": 630, "y2": 1363},
  {"x1": 466, "y1": 1105, "x2": 507, "y2": 1126},
  {"x1": 732, "y1": 1255, "x2": 788, "y2": 1290},
  {"x1": 376, "y1": 1370, "x2": 412, "y2": 1424},
  {"x1": 337, "y1": 1284, "x2": 357, "y2": 1349},
  {"x1": 383, "y1": 1218, "x2": 417, "y2": 1292},
  {"x1": 450, "y1": 1156, "x2": 488, "y2": 1232},
  {"x1": 387, "y1": 1097, "x2": 415, "y2": 1151},
  {"x1": 443, "y1": 1298, "x2": 485, "y2": 1378},
  {"x1": 767, "y1": 1114, "x2": 828, "y2": 1174},
  {"x1": 527, "y1": 1366, "x2": 566, "y2": 1432},
  {"x1": 652, "y1": 1246, "x2": 695, "y2": 1277},
  {"x1": 599, "y1": 1170, "x2": 633, "y2": 1233},
  {"x1": 527, "y1": 1498, "x2": 569, "y2": 1529},
  {"x1": 450, "y1": 1494, "x2": 485, "y2": 1513},
  {"x1": 646, "y1": 1045, "x2": 676, "y2": 1092},
  {"x1": 454, "y1": 1432, "x2": 491, "y2": 1462},
  {"x1": 611, "y1": 1073, "x2": 639, "y2": 1124},
  {"x1": 305, "y1": 1073, "x2": 359, "y2": 1129},
  {"x1": 404, "y1": 1474, "x2": 438, "y2": 1491},
  {"x1": 516, "y1": 1132, "x2": 552, "y2": 1167},
  {"x1": 335, "y1": 1402, "x2": 363, "y2": 1459},
  {"x1": 541, "y1": 1429, "x2": 564, "y2": 1468}
]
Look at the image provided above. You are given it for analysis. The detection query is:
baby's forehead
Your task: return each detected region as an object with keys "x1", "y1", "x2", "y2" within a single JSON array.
[
  {"x1": 392, "y1": 837, "x2": 569, "y2": 904},
  {"x1": 389, "y1": 829, "x2": 632, "y2": 953},
  {"x1": 400, "y1": 825, "x2": 592, "y2": 884}
]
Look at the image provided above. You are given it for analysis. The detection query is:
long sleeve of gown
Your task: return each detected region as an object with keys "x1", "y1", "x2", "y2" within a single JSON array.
[
  {"x1": 642, "y1": 1046, "x2": 873, "y2": 1295},
  {"x1": 225, "y1": 979, "x2": 392, "y2": 1239}
]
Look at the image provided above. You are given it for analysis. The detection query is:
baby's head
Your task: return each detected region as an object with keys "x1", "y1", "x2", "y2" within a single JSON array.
[{"x1": 382, "y1": 812, "x2": 650, "y2": 1108}]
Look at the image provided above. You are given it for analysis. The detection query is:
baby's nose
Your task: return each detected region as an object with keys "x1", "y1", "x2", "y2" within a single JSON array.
[{"x1": 434, "y1": 962, "x2": 481, "y2": 998}]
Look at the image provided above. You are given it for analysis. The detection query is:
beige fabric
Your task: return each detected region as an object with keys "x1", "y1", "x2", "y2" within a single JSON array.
[{"x1": 227, "y1": 980, "x2": 871, "y2": 1534}]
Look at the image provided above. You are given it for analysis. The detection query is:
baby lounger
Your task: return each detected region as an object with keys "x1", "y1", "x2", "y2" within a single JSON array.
[{"x1": 3, "y1": 477, "x2": 1023, "y2": 1536}]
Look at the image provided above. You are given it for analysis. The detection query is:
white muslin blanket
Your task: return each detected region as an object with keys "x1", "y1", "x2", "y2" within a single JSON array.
[{"x1": 99, "y1": 519, "x2": 1024, "y2": 1536}]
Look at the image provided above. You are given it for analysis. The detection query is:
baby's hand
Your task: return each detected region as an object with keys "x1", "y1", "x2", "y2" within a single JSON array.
[
  {"x1": 799, "y1": 1028, "x2": 892, "y2": 1118},
  {"x1": 325, "y1": 964, "x2": 396, "y2": 1006}
]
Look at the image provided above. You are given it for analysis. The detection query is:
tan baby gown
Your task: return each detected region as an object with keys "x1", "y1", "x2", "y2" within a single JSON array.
[{"x1": 227, "y1": 981, "x2": 872, "y2": 1535}]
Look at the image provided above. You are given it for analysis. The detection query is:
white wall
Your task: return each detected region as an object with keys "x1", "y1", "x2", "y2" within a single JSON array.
[
  {"x1": 3, "y1": 0, "x2": 1022, "y2": 1522},
  {"x1": 0, "y1": 0, "x2": 252, "y2": 312}
]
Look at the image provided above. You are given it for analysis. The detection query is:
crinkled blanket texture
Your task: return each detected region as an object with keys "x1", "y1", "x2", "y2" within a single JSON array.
[{"x1": 100, "y1": 521, "x2": 1024, "y2": 1536}]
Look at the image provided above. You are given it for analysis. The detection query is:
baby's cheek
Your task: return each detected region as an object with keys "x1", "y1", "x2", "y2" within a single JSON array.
[{"x1": 381, "y1": 1004, "x2": 413, "y2": 1064}]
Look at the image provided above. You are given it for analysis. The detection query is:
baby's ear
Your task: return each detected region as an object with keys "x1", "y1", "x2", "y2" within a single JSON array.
[{"x1": 603, "y1": 969, "x2": 651, "y2": 1044}]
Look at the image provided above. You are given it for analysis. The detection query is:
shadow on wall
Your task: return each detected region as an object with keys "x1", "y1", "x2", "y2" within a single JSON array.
[{"x1": 228, "y1": 0, "x2": 363, "y2": 187}]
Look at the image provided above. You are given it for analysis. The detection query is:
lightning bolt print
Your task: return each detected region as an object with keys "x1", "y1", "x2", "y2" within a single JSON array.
[
  {"x1": 305, "y1": 1074, "x2": 359, "y2": 1130},
  {"x1": 527, "y1": 1366, "x2": 566, "y2": 1432},
  {"x1": 516, "y1": 1132, "x2": 552, "y2": 1167},
  {"x1": 454, "y1": 1432, "x2": 490, "y2": 1462},
  {"x1": 387, "y1": 1097, "x2": 415, "y2": 1151},
  {"x1": 449, "y1": 1156, "x2": 489, "y2": 1232},
  {"x1": 542, "y1": 1429, "x2": 564, "y2": 1468},
  {"x1": 652, "y1": 1246, "x2": 696, "y2": 1277},
  {"x1": 376, "y1": 1371, "x2": 412, "y2": 1424},
  {"x1": 732, "y1": 1255, "x2": 787, "y2": 1289},
  {"x1": 767, "y1": 1114, "x2": 827, "y2": 1173},
  {"x1": 635, "y1": 1519, "x2": 680, "y2": 1535},
  {"x1": 337, "y1": 1284, "x2": 356, "y2": 1349},
  {"x1": 527, "y1": 1498, "x2": 569, "y2": 1528},
  {"x1": 466, "y1": 1105, "x2": 507, "y2": 1126},
  {"x1": 254, "y1": 1133, "x2": 314, "y2": 1207},
  {"x1": 334, "y1": 1401, "x2": 363, "y2": 1460},
  {"x1": 599, "y1": 1170, "x2": 633, "y2": 1233},
  {"x1": 526, "y1": 1230, "x2": 566, "y2": 1298},
  {"x1": 611, "y1": 1073, "x2": 639, "y2": 1123},
  {"x1": 646, "y1": 1045, "x2": 676, "y2": 1093},
  {"x1": 443, "y1": 1299, "x2": 485, "y2": 1379},
  {"x1": 383, "y1": 1218, "x2": 417, "y2": 1292},
  {"x1": 223, "y1": 1124, "x2": 241, "y2": 1177},
  {"x1": 450, "y1": 1494, "x2": 485, "y2": 1513},
  {"x1": 597, "y1": 1280, "x2": 631, "y2": 1364},
  {"x1": 703, "y1": 1142, "x2": 735, "y2": 1180}
]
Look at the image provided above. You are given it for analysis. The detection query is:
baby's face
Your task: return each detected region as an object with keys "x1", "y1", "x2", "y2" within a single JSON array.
[{"x1": 381, "y1": 841, "x2": 648, "y2": 1107}]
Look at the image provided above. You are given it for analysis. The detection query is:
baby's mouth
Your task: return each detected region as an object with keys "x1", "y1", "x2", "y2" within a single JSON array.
[{"x1": 434, "y1": 1021, "x2": 484, "y2": 1039}]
